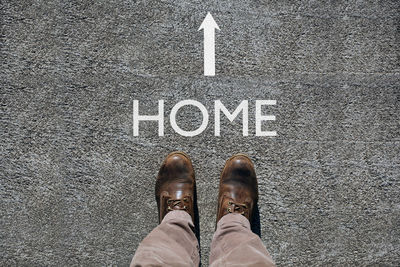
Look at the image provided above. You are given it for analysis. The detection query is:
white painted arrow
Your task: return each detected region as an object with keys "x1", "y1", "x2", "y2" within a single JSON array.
[{"x1": 198, "y1": 12, "x2": 220, "y2": 76}]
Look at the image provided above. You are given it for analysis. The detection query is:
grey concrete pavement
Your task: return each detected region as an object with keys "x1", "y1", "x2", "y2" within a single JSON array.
[{"x1": 1, "y1": 0, "x2": 399, "y2": 266}]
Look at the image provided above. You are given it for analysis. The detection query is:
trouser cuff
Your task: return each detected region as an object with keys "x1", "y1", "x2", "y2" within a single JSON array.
[{"x1": 217, "y1": 213, "x2": 251, "y2": 229}]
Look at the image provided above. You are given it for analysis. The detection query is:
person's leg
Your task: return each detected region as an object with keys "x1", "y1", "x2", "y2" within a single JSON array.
[
  {"x1": 131, "y1": 210, "x2": 199, "y2": 267},
  {"x1": 209, "y1": 213, "x2": 275, "y2": 266},
  {"x1": 209, "y1": 154, "x2": 275, "y2": 267},
  {"x1": 131, "y1": 152, "x2": 199, "y2": 267}
]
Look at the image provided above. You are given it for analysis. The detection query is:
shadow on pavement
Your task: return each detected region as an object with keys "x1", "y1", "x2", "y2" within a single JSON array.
[{"x1": 251, "y1": 203, "x2": 261, "y2": 237}]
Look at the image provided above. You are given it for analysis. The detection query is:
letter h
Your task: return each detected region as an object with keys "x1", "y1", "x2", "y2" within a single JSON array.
[{"x1": 133, "y1": 100, "x2": 164, "y2": 136}]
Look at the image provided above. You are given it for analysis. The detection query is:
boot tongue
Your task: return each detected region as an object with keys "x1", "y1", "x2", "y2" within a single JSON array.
[
  {"x1": 173, "y1": 191, "x2": 183, "y2": 199},
  {"x1": 165, "y1": 182, "x2": 192, "y2": 198},
  {"x1": 222, "y1": 183, "x2": 253, "y2": 205}
]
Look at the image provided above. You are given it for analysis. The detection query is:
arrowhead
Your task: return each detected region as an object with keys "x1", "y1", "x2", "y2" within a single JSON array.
[{"x1": 198, "y1": 12, "x2": 220, "y2": 31}]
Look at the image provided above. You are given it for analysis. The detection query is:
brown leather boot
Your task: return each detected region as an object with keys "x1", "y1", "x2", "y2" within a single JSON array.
[
  {"x1": 155, "y1": 151, "x2": 196, "y2": 223},
  {"x1": 216, "y1": 154, "x2": 259, "y2": 224}
]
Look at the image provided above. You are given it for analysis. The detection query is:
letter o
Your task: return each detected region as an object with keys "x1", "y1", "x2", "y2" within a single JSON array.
[{"x1": 170, "y1": 100, "x2": 209, "y2": 137}]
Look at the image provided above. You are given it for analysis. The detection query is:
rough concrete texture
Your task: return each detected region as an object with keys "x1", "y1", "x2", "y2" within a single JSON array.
[{"x1": 1, "y1": 0, "x2": 399, "y2": 266}]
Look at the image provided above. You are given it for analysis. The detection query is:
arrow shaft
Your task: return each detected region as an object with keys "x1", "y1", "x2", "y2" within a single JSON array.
[{"x1": 203, "y1": 28, "x2": 215, "y2": 76}]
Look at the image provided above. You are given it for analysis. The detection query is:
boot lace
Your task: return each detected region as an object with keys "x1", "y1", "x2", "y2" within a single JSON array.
[
  {"x1": 226, "y1": 200, "x2": 248, "y2": 215},
  {"x1": 167, "y1": 197, "x2": 189, "y2": 211}
]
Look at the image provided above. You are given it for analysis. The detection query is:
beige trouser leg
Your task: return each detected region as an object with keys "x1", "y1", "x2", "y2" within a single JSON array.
[
  {"x1": 209, "y1": 213, "x2": 276, "y2": 267},
  {"x1": 131, "y1": 210, "x2": 199, "y2": 267}
]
